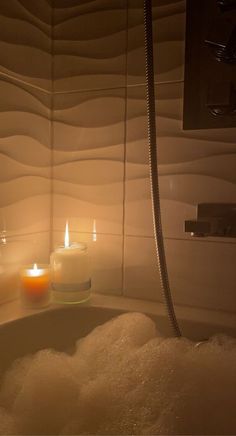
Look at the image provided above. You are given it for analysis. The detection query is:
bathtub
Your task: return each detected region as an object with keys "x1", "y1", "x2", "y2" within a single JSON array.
[{"x1": 0, "y1": 293, "x2": 236, "y2": 374}]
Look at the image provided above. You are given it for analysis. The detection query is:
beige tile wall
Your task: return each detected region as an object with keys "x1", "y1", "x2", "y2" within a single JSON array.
[
  {"x1": 124, "y1": 0, "x2": 236, "y2": 311},
  {"x1": 53, "y1": 88, "x2": 125, "y2": 236},
  {"x1": 1, "y1": 0, "x2": 235, "y2": 310},
  {"x1": 0, "y1": 0, "x2": 52, "y2": 268},
  {"x1": 0, "y1": 0, "x2": 51, "y2": 90},
  {"x1": 53, "y1": 0, "x2": 127, "y2": 91},
  {"x1": 52, "y1": 0, "x2": 236, "y2": 310},
  {"x1": 52, "y1": 0, "x2": 128, "y2": 295}
]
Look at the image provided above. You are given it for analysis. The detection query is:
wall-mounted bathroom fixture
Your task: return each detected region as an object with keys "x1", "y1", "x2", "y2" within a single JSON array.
[
  {"x1": 206, "y1": 82, "x2": 236, "y2": 116},
  {"x1": 185, "y1": 203, "x2": 236, "y2": 237},
  {"x1": 217, "y1": 0, "x2": 236, "y2": 12},
  {"x1": 183, "y1": 0, "x2": 236, "y2": 129}
]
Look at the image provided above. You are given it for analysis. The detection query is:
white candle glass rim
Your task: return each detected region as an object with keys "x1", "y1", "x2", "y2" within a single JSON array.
[{"x1": 54, "y1": 242, "x2": 88, "y2": 251}]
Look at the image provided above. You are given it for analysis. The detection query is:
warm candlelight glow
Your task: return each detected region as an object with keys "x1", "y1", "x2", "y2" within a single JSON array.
[
  {"x1": 64, "y1": 221, "x2": 70, "y2": 248},
  {"x1": 50, "y1": 220, "x2": 91, "y2": 303},
  {"x1": 26, "y1": 263, "x2": 45, "y2": 278},
  {"x1": 20, "y1": 264, "x2": 51, "y2": 307},
  {"x1": 92, "y1": 219, "x2": 97, "y2": 242}
]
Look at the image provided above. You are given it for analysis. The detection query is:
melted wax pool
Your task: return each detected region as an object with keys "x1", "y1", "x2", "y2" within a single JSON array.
[{"x1": 0, "y1": 312, "x2": 236, "y2": 435}]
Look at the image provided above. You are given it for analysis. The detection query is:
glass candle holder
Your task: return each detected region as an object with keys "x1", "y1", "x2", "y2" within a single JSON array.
[
  {"x1": 0, "y1": 237, "x2": 32, "y2": 304},
  {"x1": 50, "y1": 242, "x2": 91, "y2": 304},
  {"x1": 20, "y1": 264, "x2": 51, "y2": 308}
]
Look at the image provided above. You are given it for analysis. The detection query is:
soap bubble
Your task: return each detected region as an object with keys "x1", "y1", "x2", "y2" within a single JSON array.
[
  {"x1": 12, "y1": 350, "x2": 79, "y2": 435},
  {"x1": 0, "y1": 355, "x2": 32, "y2": 409},
  {"x1": 0, "y1": 312, "x2": 235, "y2": 435}
]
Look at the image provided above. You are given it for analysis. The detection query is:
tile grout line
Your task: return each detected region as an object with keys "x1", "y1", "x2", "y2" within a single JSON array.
[
  {"x1": 6, "y1": 230, "x2": 236, "y2": 246},
  {"x1": 125, "y1": 234, "x2": 236, "y2": 245},
  {"x1": 0, "y1": 71, "x2": 51, "y2": 95},
  {"x1": 50, "y1": 81, "x2": 185, "y2": 96},
  {"x1": 0, "y1": 72, "x2": 184, "y2": 96},
  {"x1": 127, "y1": 79, "x2": 184, "y2": 88},
  {"x1": 49, "y1": 0, "x2": 55, "y2": 254},
  {"x1": 121, "y1": 0, "x2": 130, "y2": 296}
]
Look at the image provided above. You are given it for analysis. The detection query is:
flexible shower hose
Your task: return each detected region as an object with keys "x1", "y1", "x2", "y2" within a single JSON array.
[{"x1": 143, "y1": 0, "x2": 181, "y2": 337}]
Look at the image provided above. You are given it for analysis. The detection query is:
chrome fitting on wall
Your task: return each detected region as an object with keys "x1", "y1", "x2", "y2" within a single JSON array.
[{"x1": 185, "y1": 203, "x2": 236, "y2": 237}]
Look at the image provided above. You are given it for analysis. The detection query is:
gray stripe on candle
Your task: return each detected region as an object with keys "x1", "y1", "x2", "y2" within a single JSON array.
[{"x1": 51, "y1": 279, "x2": 91, "y2": 292}]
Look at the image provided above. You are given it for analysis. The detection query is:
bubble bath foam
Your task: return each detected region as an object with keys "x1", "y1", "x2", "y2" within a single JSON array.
[{"x1": 0, "y1": 311, "x2": 235, "y2": 435}]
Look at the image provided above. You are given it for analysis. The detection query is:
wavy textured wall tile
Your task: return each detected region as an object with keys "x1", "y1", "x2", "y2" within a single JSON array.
[
  {"x1": 124, "y1": 236, "x2": 236, "y2": 313},
  {"x1": 51, "y1": 0, "x2": 236, "y2": 312},
  {"x1": 125, "y1": 71, "x2": 236, "y2": 311},
  {"x1": 125, "y1": 83, "x2": 236, "y2": 239},
  {"x1": 3, "y1": 232, "x2": 51, "y2": 264},
  {"x1": 53, "y1": 0, "x2": 127, "y2": 91},
  {"x1": 0, "y1": 0, "x2": 51, "y2": 90},
  {"x1": 128, "y1": 0, "x2": 186, "y2": 85},
  {"x1": 124, "y1": 236, "x2": 162, "y2": 301},
  {"x1": 0, "y1": 76, "x2": 51, "y2": 236},
  {"x1": 53, "y1": 88, "x2": 125, "y2": 234}
]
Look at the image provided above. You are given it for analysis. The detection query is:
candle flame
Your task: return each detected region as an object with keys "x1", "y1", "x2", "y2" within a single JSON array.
[
  {"x1": 64, "y1": 221, "x2": 70, "y2": 248},
  {"x1": 29, "y1": 263, "x2": 40, "y2": 277},
  {"x1": 92, "y1": 219, "x2": 97, "y2": 242}
]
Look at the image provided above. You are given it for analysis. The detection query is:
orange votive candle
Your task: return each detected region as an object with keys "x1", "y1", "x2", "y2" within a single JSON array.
[{"x1": 20, "y1": 264, "x2": 51, "y2": 307}]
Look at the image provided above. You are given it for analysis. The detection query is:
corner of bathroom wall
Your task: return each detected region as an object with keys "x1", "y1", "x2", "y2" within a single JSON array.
[
  {"x1": 0, "y1": 0, "x2": 52, "y2": 266},
  {"x1": 52, "y1": 0, "x2": 128, "y2": 295},
  {"x1": 3, "y1": 0, "x2": 235, "y2": 312}
]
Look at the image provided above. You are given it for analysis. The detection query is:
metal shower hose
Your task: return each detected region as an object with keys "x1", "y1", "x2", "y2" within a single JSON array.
[{"x1": 143, "y1": 0, "x2": 181, "y2": 337}]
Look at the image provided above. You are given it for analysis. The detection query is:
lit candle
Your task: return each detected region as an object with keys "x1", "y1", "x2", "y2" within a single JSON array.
[
  {"x1": 50, "y1": 222, "x2": 91, "y2": 303},
  {"x1": 20, "y1": 263, "x2": 51, "y2": 308}
]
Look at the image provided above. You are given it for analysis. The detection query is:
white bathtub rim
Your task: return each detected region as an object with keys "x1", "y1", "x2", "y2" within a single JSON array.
[{"x1": 0, "y1": 293, "x2": 235, "y2": 337}]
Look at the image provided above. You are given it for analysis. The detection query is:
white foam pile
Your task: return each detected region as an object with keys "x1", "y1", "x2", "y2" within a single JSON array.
[{"x1": 0, "y1": 313, "x2": 236, "y2": 435}]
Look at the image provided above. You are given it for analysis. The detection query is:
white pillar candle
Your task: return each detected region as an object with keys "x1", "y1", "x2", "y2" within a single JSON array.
[
  {"x1": 51, "y1": 243, "x2": 90, "y2": 287},
  {"x1": 50, "y1": 222, "x2": 91, "y2": 303}
]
